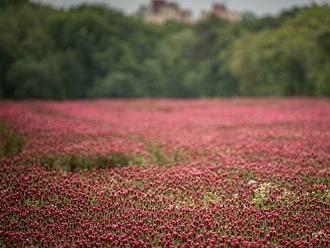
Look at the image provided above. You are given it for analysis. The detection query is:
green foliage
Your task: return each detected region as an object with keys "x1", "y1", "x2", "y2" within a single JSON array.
[
  {"x1": 230, "y1": 7, "x2": 330, "y2": 96},
  {"x1": 251, "y1": 183, "x2": 273, "y2": 209},
  {"x1": 89, "y1": 72, "x2": 141, "y2": 98},
  {"x1": 146, "y1": 144, "x2": 186, "y2": 167},
  {"x1": 19, "y1": 134, "x2": 187, "y2": 171},
  {"x1": 0, "y1": 2, "x2": 329, "y2": 98},
  {"x1": 0, "y1": 0, "x2": 30, "y2": 9},
  {"x1": 0, "y1": 122, "x2": 24, "y2": 158},
  {"x1": 251, "y1": 183, "x2": 299, "y2": 210},
  {"x1": 302, "y1": 176, "x2": 330, "y2": 185},
  {"x1": 134, "y1": 179, "x2": 145, "y2": 190},
  {"x1": 202, "y1": 191, "x2": 221, "y2": 205},
  {"x1": 37, "y1": 153, "x2": 145, "y2": 172},
  {"x1": 315, "y1": 62, "x2": 330, "y2": 96},
  {"x1": 24, "y1": 198, "x2": 47, "y2": 209}
]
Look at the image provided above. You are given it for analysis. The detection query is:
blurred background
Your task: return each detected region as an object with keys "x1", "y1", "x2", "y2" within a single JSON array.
[{"x1": 0, "y1": 0, "x2": 329, "y2": 99}]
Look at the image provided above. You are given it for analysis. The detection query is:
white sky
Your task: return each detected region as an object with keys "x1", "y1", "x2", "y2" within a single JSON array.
[{"x1": 34, "y1": 0, "x2": 328, "y2": 17}]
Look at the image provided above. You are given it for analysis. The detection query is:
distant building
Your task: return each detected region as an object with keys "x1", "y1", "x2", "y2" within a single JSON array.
[
  {"x1": 200, "y1": 3, "x2": 241, "y2": 22},
  {"x1": 137, "y1": 0, "x2": 192, "y2": 25}
]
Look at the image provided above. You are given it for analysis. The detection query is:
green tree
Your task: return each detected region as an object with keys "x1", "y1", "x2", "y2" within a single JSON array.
[
  {"x1": 230, "y1": 7, "x2": 330, "y2": 96},
  {"x1": 89, "y1": 72, "x2": 140, "y2": 98}
]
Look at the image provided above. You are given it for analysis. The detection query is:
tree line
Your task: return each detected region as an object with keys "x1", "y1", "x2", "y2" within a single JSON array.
[{"x1": 0, "y1": 0, "x2": 329, "y2": 99}]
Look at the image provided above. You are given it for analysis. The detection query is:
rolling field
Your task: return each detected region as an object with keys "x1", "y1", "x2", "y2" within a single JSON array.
[{"x1": 0, "y1": 99, "x2": 330, "y2": 247}]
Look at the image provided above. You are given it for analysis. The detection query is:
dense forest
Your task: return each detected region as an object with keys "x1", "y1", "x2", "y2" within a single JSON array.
[{"x1": 0, "y1": 0, "x2": 330, "y2": 99}]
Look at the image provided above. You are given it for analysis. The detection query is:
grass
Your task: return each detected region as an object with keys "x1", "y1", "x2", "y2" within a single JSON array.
[
  {"x1": 34, "y1": 146, "x2": 187, "y2": 172},
  {"x1": 0, "y1": 122, "x2": 24, "y2": 158},
  {"x1": 301, "y1": 175, "x2": 330, "y2": 185},
  {"x1": 147, "y1": 144, "x2": 186, "y2": 167},
  {"x1": 16, "y1": 142, "x2": 187, "y2": 172},
  {"x1": 0, "y1": 121, "x2": 187, "y2": 170},
  {"x1": 128, "y1": 134, "x2": 187, "y2": 167},
  {"x1": 202, "y1": 191, "x2": 222, "y2": 205},
  {"x1": 35, "y1": 153, "x2": 146, "y2": 172}
]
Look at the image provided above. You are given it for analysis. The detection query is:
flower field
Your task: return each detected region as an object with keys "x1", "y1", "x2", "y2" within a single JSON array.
[{"x1": 0, "y1": 99, "x2": 329, "y2": 247}]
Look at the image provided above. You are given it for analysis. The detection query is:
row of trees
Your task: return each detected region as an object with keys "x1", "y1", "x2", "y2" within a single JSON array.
[
  {"x1": 0, "y1": 1, "x2": 329, "y2": 99},
  {"x1": 231, "y1": 7, "x2": 330, "y2": 96}
]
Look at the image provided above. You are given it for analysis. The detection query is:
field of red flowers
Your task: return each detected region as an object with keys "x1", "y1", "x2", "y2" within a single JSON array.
[{"x1": 0, "y1": 99, "x2": 329, "y2": 247}]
